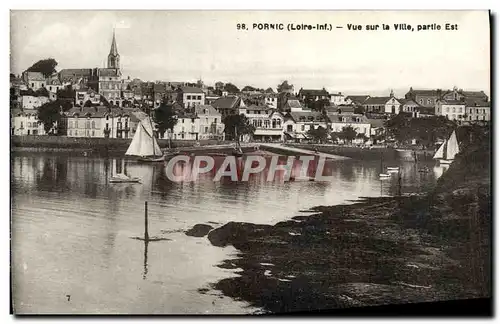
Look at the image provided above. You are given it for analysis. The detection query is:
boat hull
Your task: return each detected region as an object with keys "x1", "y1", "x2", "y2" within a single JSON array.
[
  {"x1": 110, "y1": 177, "x2": 141, "y2": 183},
  {"x1": 438, "y1": 159, "x2": 453, "y2": 165},
  {"x1": 137, "y1": 156, "x2": 165, "y2": 163}
]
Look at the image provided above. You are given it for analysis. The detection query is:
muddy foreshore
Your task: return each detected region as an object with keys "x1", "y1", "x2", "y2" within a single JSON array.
[{"x1": 188, "y1": 128, "x2": 491, "y2": 314}]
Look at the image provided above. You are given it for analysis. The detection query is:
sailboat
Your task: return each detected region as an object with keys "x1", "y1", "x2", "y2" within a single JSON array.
[
  {"x1": 433, "y1": 130, "x2": 459, "y2": 165},
  {"x1": 379, "y1": 154, "x2": 391, "y2": 178},
  {"x1": 126, "y1": 116, "x2": 165, "y2": 162}
]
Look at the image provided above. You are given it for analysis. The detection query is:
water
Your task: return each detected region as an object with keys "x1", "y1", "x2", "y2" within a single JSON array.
[{"x1": 10, "y1": 152, "x2": 445, "y2": 314}]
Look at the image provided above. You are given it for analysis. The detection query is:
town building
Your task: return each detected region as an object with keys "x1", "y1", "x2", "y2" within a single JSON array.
[
  {"x1": 363, "y1": 91, "x2": 400, "y2": 114},
  {"x1": 298, "y1": 88, "x2": 330, "y2": 109},
  {"x1": 75, "y1": 87, "x2": 101, "y2": 106},
  {"x1": 181, "y1": 86, "x2": 205, "y2": 108},
  {"x1": 211, "y1": 95, "x2": 245, "y2": 118},
  {"x1": 195, "y1": 105, "x2": 224, "y2": 140},
  {"x1": 345, "y1": 95, "x2": 370, "y2": 106},
  {"x1": 465, "y1": 99, "x2": 490, "y2": 122},
  {"x1": 264, "y1": 93, "x2": 278, "y2": 109},
  {"x1": 434, "y1": 99, "x2": 466, "y2": 121},
  {"x1": 243, "y1": 105, "x2": 285, "y2": 142},
  {"x1": 22, "y1": 72, "x2": 46, "y2": 90},
  {"x1": 326, "y1": 112, "x2": 371, "y2": 138},
  {"x1": 329, "y1": 92, "x2": 347, "y2": 106},
  {"x1": 171, "y1": 112, "x2": 200, "y2": 140},
  {"x1": 64, "y1": 106, "x2": 134, "y2": 138},
  {"x1": 11, "y1": 108, "x2": 49, "y2": 136},
  {"x1": 59, "y1": 69, "x2": 93, "y2": 85},
  {"x1": 46, "y1": 76, "x2": 64, "y2": 94},
  {"x1": 405, "y1": 88, "x2": 442, "y2": 108},
  {"x1": 20, "y1": 90, "x2": 50, "y2": 109},
  {"x1": 283, "y1": 110, "x2": 327, "y2": 141}
]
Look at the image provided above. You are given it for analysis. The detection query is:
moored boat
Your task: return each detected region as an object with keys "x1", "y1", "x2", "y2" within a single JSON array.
[
  {"x1": 126, "y1": 116, "x2": 166, "y2": 162},
  {"x1": 110, "y1": 173, "x2": 141, "y2": 183},
  {"x1": 433, "y1": 130, "x2": 459, "y2": 165}
]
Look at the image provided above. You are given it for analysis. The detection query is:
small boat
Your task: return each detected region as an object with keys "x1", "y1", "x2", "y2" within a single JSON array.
[
  {"x1": 110, "y1": 173, "x2": 141, "y2": 183},
  {"x1": 379, "y1": 173, "x2": 391, "y2": 178},
  {"x1": 433, "y1": 130, "x2": 459, "y2": 165},
  {"x1": 387, "y1": 166, "x2": 400, "y2": 171},
  {"x1": 379, "y1": 154, "x2": 391, "y2": 178},
  {"x1": 126, "y1": 116, "x2": 165, "y2": 162}
]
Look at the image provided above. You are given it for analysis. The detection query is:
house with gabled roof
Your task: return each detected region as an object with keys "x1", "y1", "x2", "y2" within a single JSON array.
[
  {"x1": 326, "y1": 112, "x2": 371, "y2": 138},
  {"x1": 195, "y1": 104, "x2": 224, "y2": 140},
  {"x1": 363, "y1": 91, "x2": 401, "y2": 114},
  {"x1": 63, "y1": 106, "x2": 134, "y2": 138},
  {"x1": 283, "y1": 110, "x2": 327, "y2": 141}
]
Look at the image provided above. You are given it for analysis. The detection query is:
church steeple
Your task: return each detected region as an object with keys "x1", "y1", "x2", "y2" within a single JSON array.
[{"x1": 107, "y1": 29, "x2": 120, "y2": 69}]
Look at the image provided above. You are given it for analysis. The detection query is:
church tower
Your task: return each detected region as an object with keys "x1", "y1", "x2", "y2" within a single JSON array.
[{"x1": 107, "y1": 29, "x2": 120, "y2": 69}]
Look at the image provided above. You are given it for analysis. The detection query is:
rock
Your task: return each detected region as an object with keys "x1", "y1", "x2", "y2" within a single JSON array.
[
  {"x1": 207, "y1": 222, "x2": 272, "y2": 247},
  {"x1": 185, "y1": 224, "x2": 214, "y2": 237}
]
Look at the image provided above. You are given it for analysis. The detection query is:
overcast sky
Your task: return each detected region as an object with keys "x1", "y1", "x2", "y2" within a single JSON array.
[{"x1": 10, "y1": 10, "x2": 490, "y2": 96}]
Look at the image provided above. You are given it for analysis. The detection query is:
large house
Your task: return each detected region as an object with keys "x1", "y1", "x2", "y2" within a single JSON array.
[
  {"x1": 465, "y1": 99, "x2": 490, "y2": 122},
  {"x1": 171, "y1": 111, "x2": 200, "y2": 140},
  {"x1": 405, "y1": 88, "x2": 442, "y2": 108},
  {"x1": 64, "y1": 106, "x2": 135, "y2": 138},
  {"x1": 345, "y1": 95, "x2": 370, "y2": 106},
  {"x1": 11, "y1": 108, "x2": 50, "y2": 136},
  {"x1": 75, "y1": 87, "x2": 101, "y2": 107},
  {"x1": 195, "y1": 105, "x2": 224, "y2": 140},
  {"x1": 22, "y1": 71, "x2": 46, "y2": 91},
  {"x1": 20, "y1": 90, "x2": 50, "y2": 109},
  {"x1": 363, "y1": 93, "x2": 401, "y2": 114},
  {"x1": 181, "y1": 86, "x2": 205, "y2": 109},
  {"x1": 329, "y1": 92, "x2": 347, "y2": 106},
  {"x1": 211, "y1": 95, "x2": 246, "y2": 118},
  {"x1": 283, "y1": 110, "x2": 327, "y2": 141},
  {"x1": 434, "y1": 99, "x2": 466, "y2": 121},
  {"x1": 243, "y1": 105, "x2": 285, "y2": 142},
  {"x1": 327, "y1": 112, "x2": 371, "y2": 138}
]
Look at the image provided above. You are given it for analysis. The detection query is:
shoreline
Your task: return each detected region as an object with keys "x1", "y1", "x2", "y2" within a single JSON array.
[{"x1": 189, "y1": 131, "x2": 491, "y2": 314}]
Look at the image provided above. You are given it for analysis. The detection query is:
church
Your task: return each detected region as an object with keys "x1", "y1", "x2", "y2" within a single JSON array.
[{"x1": 94, "y1": 30, "x2": 123, "y2": 107}]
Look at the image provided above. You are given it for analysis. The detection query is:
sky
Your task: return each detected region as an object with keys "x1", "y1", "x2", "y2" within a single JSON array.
[{"x1": 10, "y1": 10, "x2": 490, "y2": 97}]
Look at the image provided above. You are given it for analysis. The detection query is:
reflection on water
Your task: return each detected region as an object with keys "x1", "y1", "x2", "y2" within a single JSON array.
[{"x1": 11, "y1": 152, "x2": 443, "y2": 314}]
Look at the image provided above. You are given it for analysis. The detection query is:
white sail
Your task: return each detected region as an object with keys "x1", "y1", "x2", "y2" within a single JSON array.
[
  {"x1": 445, "y1": 130, "x2": 459, "y2": 161},
  {"x1": 433, "y1": 141, "x2": 446, "y2": 159},
  {"x1": 125, "y1": 118, "x2": 163, "y2": 157}
]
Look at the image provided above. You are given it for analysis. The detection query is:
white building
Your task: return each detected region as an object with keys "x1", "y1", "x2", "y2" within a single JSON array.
[
  {"x1": 465, "y1": 99, "x2": 490, "y2": 122},
  {"x1": 171, "y1": 113, "x2": 200, "y2": 140},
  {"x1": 283, "y1": 110, "x2": 327, "y2": 141},
  {"x1": 327, "y1": 112, "x2": 371, "y2": 138},
  {"x1": 181, "y1": 87, "x2": 205, "y2": 109},
  {"x1": 11, "y1": 108, "x2": 50, "y2": 136},
  {"x1": 264, "y1": 93, "x2": 278, "y2": 109},
  {"x1": 195, "y1": 105, "x2": 224, "y2": 139},
  {"x1": 64, "y1": 106, "x2": 134, "y2": 138},
  {"x1": 329, "y1": 92, "x2": 347, "y2": 106},
  {"x1": 243, "y1": 105, "x2": 285, "y2": 142},
  {"x1": 20, "y1": 94, "x2": 50, "y2": 109},
  {"x1": 435, "y1": 99, "x2": 466, "y2": 121},
  {"x1": 22, "y1": 71, "x2": 46, "y2": 91}
]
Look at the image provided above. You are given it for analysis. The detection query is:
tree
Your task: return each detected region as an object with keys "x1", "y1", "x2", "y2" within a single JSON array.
[
  {"x1": 153, "y1": 101, "x2": 178, "y2": 146},
  {"x1": 277, "y1": 80, "x2": 293, "y2": 93},
  {"x1": 242, "y1": 85, "x2": 256, "y2": 92},
  {"x1": 223, "y1": 114, "x2": 255, "y2": 141},
  {"x1": 215, "y1": 81, "x2": 224, "y2": 90},
  {"x1": 356, "y1": 132, "x2": 368, "y2": 143},
  {"x1": 37, "y1": 101, "x2": 63, "y2": 134},
  {"x1": 338, "y1": 125, "x2": 357, "y2": 144},
  {"x1": 224, "y1": 83, "x2": 240, "y2": 94},
  {"x1": 26, "y1": 58, "x2": 58, "y2": 78},
  {"x1": 56, "y1": 85, "x2": 75, "y2": 100},
  {"x1": 307, "y1": 126, "x2": 328, "y2": 143}
]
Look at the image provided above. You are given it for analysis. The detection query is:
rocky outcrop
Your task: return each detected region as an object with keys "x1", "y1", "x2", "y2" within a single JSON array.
[{"x1": 185, "y1": 224, "x2": 214, "y2": 237}]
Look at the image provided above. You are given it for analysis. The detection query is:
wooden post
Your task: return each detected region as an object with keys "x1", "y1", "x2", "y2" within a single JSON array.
[{"x1": 144, "y1": 201, "x2": 149, "y2": 241}]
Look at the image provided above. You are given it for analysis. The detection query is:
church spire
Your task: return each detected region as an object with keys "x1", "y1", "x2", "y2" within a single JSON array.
[
  {"x1": 110, "y1": 29, "x2": 118, "y2": 56},
  {"x1": 107, "y1": 29, "x2": 120, "y2": 69}
]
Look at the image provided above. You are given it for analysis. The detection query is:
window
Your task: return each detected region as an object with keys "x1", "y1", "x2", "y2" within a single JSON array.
[
  {"x1": 446, "y1": 107, "x2": 450, "y2": 113},
  {"x1": 197, "y1": 96, "x2": 202, "y2": 100},
  {"x1": 106, "y1": 115, "x2": 109, "y2": 121},
  {"x1": 452, "y1": 107, "x2": 456, "y2": 113},
  {"x1": 92, "y1": 121, "x2": 95, "y2": 129},
  {"x1": 427, "y1": 99, "x2": 431, "y2": 105},
  {"x1": 69, "y1": 130, "x2": 72, "y2": 136},
  {"x1": 92, "y1": 130, "x2": 95, "y2": 136},
  {"x1": 419, "y1": 99, "x2": 423, "y2": 104},
  {"x1": 205, "y1": 126, "x2": 208, "y2": 133},
  {"x1": 191, "y1": 118, "x2": 195, "y2": 123},
  {"x1": 75, "y1": 130, "x2": 78, "y2": 136},
  {"x1": 187, "y1": 95, "x2": 191, "y2": 100},
  {"x1": 301, "y1": 125, "x2": 305, "y2": 131}
]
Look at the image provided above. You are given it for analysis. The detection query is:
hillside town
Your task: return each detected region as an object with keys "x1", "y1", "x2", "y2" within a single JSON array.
[{"x1": 10, "y1": 31, "x2": 491, "y2": 146}]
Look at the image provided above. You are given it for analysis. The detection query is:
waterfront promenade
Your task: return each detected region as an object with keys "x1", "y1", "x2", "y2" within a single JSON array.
[{"x1": 260, "y1": 143, "x2": 350, "y2": 160}]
